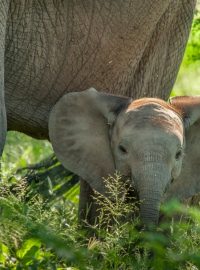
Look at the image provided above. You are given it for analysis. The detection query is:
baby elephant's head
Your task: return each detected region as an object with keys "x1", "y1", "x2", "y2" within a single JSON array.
[
  {"x1": 110, "y1": 98, "x2": 185, "y2": 224},
  {"x1": 49, "y1": 88, "x2": 200, "y2": 225}
]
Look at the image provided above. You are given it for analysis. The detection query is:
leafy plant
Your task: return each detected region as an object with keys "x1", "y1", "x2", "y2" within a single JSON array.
[
  {"x1": 1, "y1": 161, "x2": 200, "y2": 269},
  {"x1": 172, "y1": 10, "x2": 200, "y2": 96}
]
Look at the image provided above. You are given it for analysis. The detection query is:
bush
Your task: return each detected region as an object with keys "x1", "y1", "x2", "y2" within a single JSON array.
[{"x1": 0, "y1": 174, "x2": 200, "y2": 269}]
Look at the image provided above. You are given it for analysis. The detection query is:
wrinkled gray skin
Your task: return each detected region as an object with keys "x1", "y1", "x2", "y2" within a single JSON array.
[
  {"x1": 0, "y1": 1, "x2": 197, "y2": 224},
  {"x1": 49, "y1": 89, "x2": 200, "y2": 225},
  {"x1": 0, "y1": 1, "x2": 9, "y2": 156},
  {"x1": 0, "y1": 0, "x2": 196, "y2": 142}
]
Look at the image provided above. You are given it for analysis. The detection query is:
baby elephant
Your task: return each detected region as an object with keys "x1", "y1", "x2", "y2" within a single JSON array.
[{"x1": 49, "y1": 88, "x2": 200, "y2": 225}]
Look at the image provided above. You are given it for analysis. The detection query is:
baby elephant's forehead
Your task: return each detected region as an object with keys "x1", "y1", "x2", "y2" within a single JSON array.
[{"x1": 124, "y1": 102, "x2": 183, "y2": 133}]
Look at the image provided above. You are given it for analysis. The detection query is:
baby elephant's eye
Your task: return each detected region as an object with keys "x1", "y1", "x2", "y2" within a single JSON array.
[
  {"x1": 118, "y1": 144, "x2": 128, "y2": 154},
  {"x1": 175, "y1": 150, "x2": 182, "y2": 160}
]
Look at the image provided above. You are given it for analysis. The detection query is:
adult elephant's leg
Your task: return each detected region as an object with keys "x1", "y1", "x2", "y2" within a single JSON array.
[
  {"x1": 0, "y1": 1, "x2": 9, "y2": 157},
  {"x1": 129, "y1": 0, "x2": 196, "y2": 100}
]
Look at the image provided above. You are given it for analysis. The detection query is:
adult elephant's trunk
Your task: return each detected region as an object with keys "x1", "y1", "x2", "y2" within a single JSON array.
[{"x1": 134, "y1": 163, "x2": 170, "y2": 225}]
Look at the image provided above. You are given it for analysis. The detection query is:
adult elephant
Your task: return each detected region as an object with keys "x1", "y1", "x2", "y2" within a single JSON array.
[
  {"x1": 2, "y1": 0, "x2": 196, "y2": 141},
  {"x1": 0, "y1": 1, "x2": 197, "y2": 224}
]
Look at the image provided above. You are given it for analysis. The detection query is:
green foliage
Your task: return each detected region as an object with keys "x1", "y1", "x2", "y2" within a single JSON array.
[
  {"x1": 181, "y1": 15, "x2": 200, "y2": 67},
  {"x1": 173, "y1": 10, "x2": 200, "y2": 96},
  {"x1": 1, "y1": 132, "x2": 53, "y2": 179},
  {"x1": 0, "y1": 179, "x2": 85, "y2": 269},
  {"x1": 1, "y1": 170, "x2": 200, "y2": 269}
]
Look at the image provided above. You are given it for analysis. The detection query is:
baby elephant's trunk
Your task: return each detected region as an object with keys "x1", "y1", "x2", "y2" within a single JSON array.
[{"x1": 134, "y1": 163, "x2": 170, "y2": 225}]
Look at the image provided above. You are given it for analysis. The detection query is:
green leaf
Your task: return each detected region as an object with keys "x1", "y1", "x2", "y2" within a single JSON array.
[
  {"x1": 16, "y1": 238, "x2": 41, "y2": 260},
  {"x1": 0, "y1": 243, "x2": 10, "y2": 265}
]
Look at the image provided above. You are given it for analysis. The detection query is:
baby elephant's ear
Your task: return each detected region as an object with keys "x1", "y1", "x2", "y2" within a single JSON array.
[
  {"x1": 169, "y1": 96, "x2": 200, "y2": 128},
  {"x1": 48, "y1": 88, "x2": 130, "y2": 195},
  {"x1": 166, "y1": 96, "x2": 200, "y2": 201}
]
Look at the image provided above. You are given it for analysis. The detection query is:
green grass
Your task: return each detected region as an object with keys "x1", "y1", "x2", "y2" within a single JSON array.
[
  {"x1": 0, "y1": 8, "x2": 200, "y2": 270},
  {"x1": 0, "y1": 173, "x2": 200, "y2": 269}
]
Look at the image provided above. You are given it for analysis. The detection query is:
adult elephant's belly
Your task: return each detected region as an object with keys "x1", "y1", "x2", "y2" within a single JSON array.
[
  {"x1": 4, "y1": 1, "x2": 142, "y2": 139},
  {"x1": 4, "y1": 38, "x2": 130, "y2": 139},
  {"x1": 3, "y1": 1, "x2": 191, "y2": 139}
]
